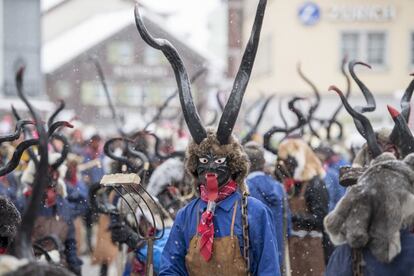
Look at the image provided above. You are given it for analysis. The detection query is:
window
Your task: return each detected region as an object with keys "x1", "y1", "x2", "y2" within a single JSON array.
[
  {"x1": 340, "y1": 31, "x2": 387, "y2": 68},
  {"x1": 367, "y1": 32, "x2": 386, "y2": 66},
  {"x1": 411, "y1": 33, "x2": 414, "y2": 66},
  {"x1": 341, "y1": 33, "x2": 360, "y2": 61},
  {"x1": 107, "y1": 41, "x2": 134, "y2": 66}
]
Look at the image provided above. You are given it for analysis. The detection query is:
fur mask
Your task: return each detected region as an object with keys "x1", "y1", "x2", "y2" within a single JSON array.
[
  {"x1": 324, "y1": 152, "x2": 414, "y2": 263},
  {"x1": 185, "y1": 129, "x2": 249, "y2": 193},
  {"x1": 0, "y1": 196, "x2": 21, "y2": 245},
  {"x1": 277, "y1": 138, "x2": 325, "y2": 182}
]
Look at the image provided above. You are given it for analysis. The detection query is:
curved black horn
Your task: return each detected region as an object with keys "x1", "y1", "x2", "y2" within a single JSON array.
[
  {"x1": 48, "y1": 121, "x2": 73, "y2": 136},
  {"x1": 278, "y1": 97, "x2": 288, "y2": 128},
  {"x1": 11, "y1": 105, "x2": 22, "y2": 121},
  {"x1": 50, "y1": 133, "x2": 71, "y2": 170},
  {"x1": 134, "y1": 4, "x2": 207, "y2": 144},
  {"x1": 387, "y1": 105, "x2": 414, "y2": 157},
  {"x1": 104, "y1": 137, "x2": 130, "y2": 165},
  {"x1": 217, "y1": 0, "x2": 267, "y2": 145},
  {"x1": 47, "y1": 100, "x2": 65, "y2": 127},
  {"x1": 399, "y1": 73, "x2": 414, "y2": 122},
  {"x1": 390, "y1": 73, "x2": 414, "y2": 144},
  {"x1": 349, "y1": 60, "x2": 375, "y2": 113},
  {"x1": 330, "y1": 85, "x2": 382, "y2": 157},
  {"x1": 0, "y1": 139, "x2": 38, "y2": 176},
  {"x1": 297, "y1": 63, "x2": 321, "y2": 139},
  {"x1": 326, "y1": 56, "x2": 351, "y2": 140},
  {"x1": 126, "y1": 145, "x2": 150, "y2": 175},
  {"x1": 12, "y1": 67, "x2": 49, "y2": 260},
  {"x1": 263, "y1": 126, "x2": 282, "y2": 155},
  {"x1": 0, "y1": 120, "x2": 34, "y2": 143},
  {"x1": 288, "y1": 97, "x2": 307, "y2": 126},
  {"x1": 242, "y1": 94, "x2": 274, "y2": 144},
  {"x1": 297, "y1": 62, "x2": 320, "y2": 114}
]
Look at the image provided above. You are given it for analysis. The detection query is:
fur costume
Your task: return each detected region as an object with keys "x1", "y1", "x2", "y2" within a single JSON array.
[
  {"x1": 278, "y1": 138, "x2": 326, "y2": 181},
  {"x1": 0, "y1": 196, "x2": 21, "y2": 243},
  {"x1": 146, "y1": 158, "x2": 185, "y2": 197},
  {"x1": 324, "y1": 152, "x2": 414, "y2": 263},
  {"x1": 352, "y1": 128, "x2": 396, "y2": 167},
  {"x1": 21, "y1": 153, "x2": 68, "y2": 198},
  {"x1": 185, "y1": 129, "x2": 249, "y2": 192}
]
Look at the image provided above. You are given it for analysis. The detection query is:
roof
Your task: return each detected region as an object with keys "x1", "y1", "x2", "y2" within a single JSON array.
[
  {"x1": 41, "y1": 0, "x2": 68, "y2": 13},
  {"x1": 42, "y1": 8, "x2": 220, "y2": 74},
  {"x1": 0, "y1": 97, "x2": 55, "y2": 112},
  {"x1": 42, "y1": 9, "x2": 133, "y2": 73}
]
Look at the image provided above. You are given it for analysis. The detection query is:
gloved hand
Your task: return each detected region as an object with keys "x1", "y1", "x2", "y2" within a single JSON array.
[
  {"x1": 324, "y1": 152, "x2": 414, "y2": 263},
  {"x1": 108, "y1": 222, "x2": 140, "y2": 249}
]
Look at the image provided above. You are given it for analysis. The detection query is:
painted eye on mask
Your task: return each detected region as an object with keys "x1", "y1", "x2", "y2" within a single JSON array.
[
  {"x1": 214, "y1": 158, "x2": 226, "y2": 164},
  {"x1": 199, "y1": 158, "x2": 209, "y2": 164}
]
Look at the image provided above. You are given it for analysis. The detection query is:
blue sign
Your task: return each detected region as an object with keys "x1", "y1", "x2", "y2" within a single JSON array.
[{"x1": 298, "y1": 2, "x2": 321, "y2": 26}]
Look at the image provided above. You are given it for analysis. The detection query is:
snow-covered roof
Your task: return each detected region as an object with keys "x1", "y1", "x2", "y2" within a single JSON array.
[
  {"x1": 41, "y1": 0, "x2": 68, "y2": 13},
  {"x1": 42, "y1": 8, "x2": 221, "y2": 74},
  {"x1": 0, "y1": 97, "x2": 55, "y2": 112},
  {"x1": 42, "y1": 9, "x2": 134, "y2": 73}
]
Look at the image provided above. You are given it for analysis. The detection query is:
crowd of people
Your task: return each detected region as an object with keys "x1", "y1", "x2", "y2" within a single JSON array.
[{"x1": 0, "y1": 0, "x2": 414, "y2": 276}]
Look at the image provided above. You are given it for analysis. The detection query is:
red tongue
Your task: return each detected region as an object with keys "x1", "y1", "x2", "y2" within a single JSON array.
[{"x1": 205, "y1": 173, "x2": 218, "y2": 201}]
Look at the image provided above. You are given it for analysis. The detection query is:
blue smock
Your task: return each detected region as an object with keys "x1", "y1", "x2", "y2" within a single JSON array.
[
  {"x1": 246, "y1": 171, "x2": 291, "y2": 266},
  {"x1": 326, "y1": 230, "x2": 414, "y2": 276},
  {"x1": 160, "y1": 191, "x2": 280, "y2": 276}
]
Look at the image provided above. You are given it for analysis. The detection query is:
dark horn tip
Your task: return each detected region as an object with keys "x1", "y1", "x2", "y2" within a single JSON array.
[
  {"x1": 387, "y1": 105, "x2": 400, "y2": 119},
  {"x1": 64, "y1": 122, "x2": 74, "y2": 128},
  {"x1": 355, "y1": 61, "x2": 372, "y2": 69},
  {"x1": 410, "y1": 73, "x2": 414, "y2": 77}
]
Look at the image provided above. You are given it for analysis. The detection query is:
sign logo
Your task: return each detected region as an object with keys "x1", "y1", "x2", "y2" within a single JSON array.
[{"x1": 298, "y1": 2, "x2": 321, "y2": 26}]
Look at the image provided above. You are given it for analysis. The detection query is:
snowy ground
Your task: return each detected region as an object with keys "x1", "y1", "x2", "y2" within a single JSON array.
[{"x1": 80, "y1": 255, "x2": 117, "y2": 276}]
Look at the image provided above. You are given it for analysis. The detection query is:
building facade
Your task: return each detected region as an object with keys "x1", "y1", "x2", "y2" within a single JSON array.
[
  {"x1": 43, "y1": 7, "x2": 209, "y2": 132},
  {"x1": 242, "y1": 0, "x2": 414, "y2": 132}
]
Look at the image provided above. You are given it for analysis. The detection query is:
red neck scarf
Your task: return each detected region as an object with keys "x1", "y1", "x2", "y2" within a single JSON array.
[{"x1": 197, "y1": 178, "x2": 237, "y2": 262}]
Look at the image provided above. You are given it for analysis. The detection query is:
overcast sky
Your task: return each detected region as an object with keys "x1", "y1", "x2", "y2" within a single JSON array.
[{"x1": 143, "y1": 0, "x2": 221, "y2": 48}]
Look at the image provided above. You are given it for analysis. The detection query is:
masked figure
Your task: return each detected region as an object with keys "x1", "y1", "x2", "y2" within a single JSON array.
[
  {"x1": 275, "y1": 138, "x2": 330, "y2": 275},
  {"x1": 244, "y1": 141, "x2": 291, "y2": 271},
  {"x1": 133, "y1": 1, "x2": 280, "y2": 275}
]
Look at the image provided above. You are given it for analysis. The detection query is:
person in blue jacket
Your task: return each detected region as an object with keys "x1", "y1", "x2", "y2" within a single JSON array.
[
  {"x1": 315, "y1": 146, "x2": 348, "y2": 211},
  {"x1": 244, "y1": 142, "x2": 290, "y2": 269},
  {"x1": 133, "y1": 0, "x2": 277, "y2": 274}
]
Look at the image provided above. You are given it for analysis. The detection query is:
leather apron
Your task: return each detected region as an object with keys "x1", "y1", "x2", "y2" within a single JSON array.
[
  {"x1": 288, "y1": 182, "x2": 325, "y2": 276},
  {"x1": 185, "y1": 201, "x2": 248, "y2": 276}
]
